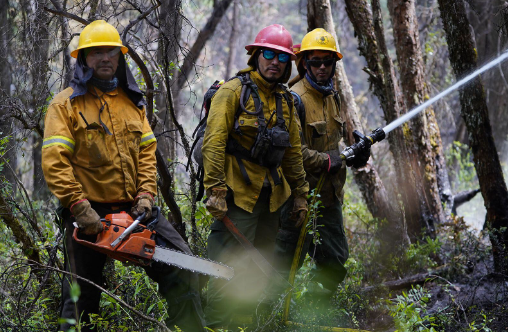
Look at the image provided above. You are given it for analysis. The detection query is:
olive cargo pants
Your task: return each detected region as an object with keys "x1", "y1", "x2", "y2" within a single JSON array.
[
  {"x1": 205, "y1": 187, "x2": 280, "y2": 329},
  {"x1": 274, "y1": 197, "x2": 349, "y2": 291}
]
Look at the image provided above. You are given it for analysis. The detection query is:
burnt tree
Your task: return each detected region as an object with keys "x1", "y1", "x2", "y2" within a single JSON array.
[
  {"x1": 388, "y1": 0, "x2": 452, "y2": 219},
  {"x1": 344, "y1": 0, "x2": 436, "y2": 243},
  {"x1": 438, "y1": 0, "x2": 508, "y2": 273}
]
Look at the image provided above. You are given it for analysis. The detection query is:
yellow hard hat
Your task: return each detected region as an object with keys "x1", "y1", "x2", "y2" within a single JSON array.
[
  {"x1": 71, "y1": 20, "x2": 128, "y2": 58},
  {"x1": 299, "y1": 28, "x2": 343, "y2": 59}
]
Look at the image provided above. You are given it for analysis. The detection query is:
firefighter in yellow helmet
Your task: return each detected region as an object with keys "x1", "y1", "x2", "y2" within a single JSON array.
[
  {"x1": 42, "y1": 20, "x2": 206, "y2": 331},
  {"x1": 275, "y1": 28, "x2": 370, "y2": 309}
]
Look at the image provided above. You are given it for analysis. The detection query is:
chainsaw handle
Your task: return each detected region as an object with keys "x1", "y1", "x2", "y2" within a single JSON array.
[
  {"x1": 110, "y1": 212, "x2": 146, "y2": 248},
  {"x1": 72, "y1": 221, "x2": 106, "y2": 245}
]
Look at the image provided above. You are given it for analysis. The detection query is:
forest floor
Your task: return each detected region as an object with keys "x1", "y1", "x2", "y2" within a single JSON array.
[
  {"x1": 261, "y1": 218, "x2": 508, "y2": 332},
  {"x1": 360, "y1": 237, "x2": 508, "y2": 332}
]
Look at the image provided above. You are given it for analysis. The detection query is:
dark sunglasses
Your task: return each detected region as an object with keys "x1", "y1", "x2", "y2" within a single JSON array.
[
  {"x1": 306, "y1": 58, "x2": 335, "y2": 68},
  {"x1": 261, "y1": 49, "x2": 290, "y2": 63}
]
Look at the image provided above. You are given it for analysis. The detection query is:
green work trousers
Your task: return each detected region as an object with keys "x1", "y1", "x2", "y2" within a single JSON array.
[
  {"x1": 205, "y1": 187, "x2": 280, "y2": 329},
  {"x1": 274, "y1": 197, "x2": 349, "y2": 291}
]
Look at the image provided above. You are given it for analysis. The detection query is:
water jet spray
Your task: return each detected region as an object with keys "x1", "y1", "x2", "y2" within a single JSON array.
[{"x1": 341, "y1": 51, "x2": 508, "y2": 164}]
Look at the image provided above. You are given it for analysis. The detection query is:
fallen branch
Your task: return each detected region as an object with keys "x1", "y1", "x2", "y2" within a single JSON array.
[{"x1": 362, "y1": 265, "x2": 449, "y2": 292}]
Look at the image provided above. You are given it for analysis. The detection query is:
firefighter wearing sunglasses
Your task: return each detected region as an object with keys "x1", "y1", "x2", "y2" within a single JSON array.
[
  {"x1": 201, "y1": 24, "x2": 309, "y2": 330},
  {"x1": 275, "y1": 28, "x2": 371, "y2": 311}
]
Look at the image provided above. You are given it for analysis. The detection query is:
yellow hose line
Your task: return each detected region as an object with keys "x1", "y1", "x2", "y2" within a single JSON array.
[
  {"x1": 285, "y1": 320, "x2": 370, "y2": 332},
  {"x1": 282, "y1": 173, "x2": 326, "y2": 323}
]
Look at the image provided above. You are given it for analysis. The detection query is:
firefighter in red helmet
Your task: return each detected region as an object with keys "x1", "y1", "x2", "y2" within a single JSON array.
[{"x1": 201, "y1": 24, "x2": 309, "y2": 330}]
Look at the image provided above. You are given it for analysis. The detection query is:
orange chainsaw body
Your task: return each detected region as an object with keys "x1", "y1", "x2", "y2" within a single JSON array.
[{"x1": 72, "y1": 211, "x2": 156, "y2": 266}]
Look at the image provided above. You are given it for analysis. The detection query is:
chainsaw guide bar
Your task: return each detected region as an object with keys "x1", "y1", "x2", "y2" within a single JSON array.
[
  {"x1": 72, "y1": 211, "x2": 234, "y2": 280},
  {"x1": 153, "y1": 246, "x2": 234, "y2": 280}
]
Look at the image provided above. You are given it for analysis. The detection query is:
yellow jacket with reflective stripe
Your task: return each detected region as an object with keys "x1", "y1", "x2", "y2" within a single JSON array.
[
  {"x1": 42, "y1": 86, "x2": 157, "y2": 208},
  {"x1": 202, "y1": 70, "x2": 309, "y2": 213},
  {"x1": 291, "y1": 77, "x2": 347, "y2": 207}
]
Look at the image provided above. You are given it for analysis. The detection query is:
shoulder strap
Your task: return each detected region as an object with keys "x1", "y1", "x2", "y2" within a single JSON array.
[
  {"x1": 290, "y1": 91, "x2": 305, "y2": 127},
  {"x1": 234, "y1": 73, "x2": 265, "y2": 136}
]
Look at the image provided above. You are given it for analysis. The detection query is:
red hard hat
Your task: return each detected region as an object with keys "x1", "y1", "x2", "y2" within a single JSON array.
[{"x1": 245, "y1": 24, "x2": 296, "y2": 60}]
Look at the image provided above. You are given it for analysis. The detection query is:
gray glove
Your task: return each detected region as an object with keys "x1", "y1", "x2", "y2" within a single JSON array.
[{"x1": 131, "y1": 193, "x2": 154, "y2": 221}]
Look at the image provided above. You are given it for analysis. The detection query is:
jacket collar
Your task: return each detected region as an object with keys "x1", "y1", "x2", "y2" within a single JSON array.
[
  {"x1": 249, "y1": 70, "x2": 278, "y2": 93},
  {"x1": 304, "y1": 73, "x2": 334, "y2": 96},
  {"x1": 69, "y1": 51, "x2": 146, "y2": 108}
]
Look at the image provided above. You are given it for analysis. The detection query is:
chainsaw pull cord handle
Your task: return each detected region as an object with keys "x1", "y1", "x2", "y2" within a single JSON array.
[{"x1": 110, "y1": 212, "x2": 146, "y2": 248}]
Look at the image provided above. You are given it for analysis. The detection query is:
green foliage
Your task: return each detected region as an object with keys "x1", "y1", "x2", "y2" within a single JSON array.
[
  {"x1": 404, "y1": 237, "x2": 442, "y2": 271},
  {"x1": 388, "y1": 285, "x2": 438, "y2": 332},
  {"x1": 447, "y1": 141, "x2": 478, "y2": 192}
]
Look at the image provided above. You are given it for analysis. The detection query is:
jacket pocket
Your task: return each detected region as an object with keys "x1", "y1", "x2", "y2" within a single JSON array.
[
  {"x1": 236, "y1": 115, "x2": 259, "y2": 139},
  {"x1": 86, "y1": 128, "x2": 112, "y2": 168},
  {"x1": 332, "y1": 115, "x2": 346, "y2": 142},
  {"x1": 307, "y1": 120, "x2": 327, "y2": 139},
  {"x1": 126, "y1": 120, "x2": 143, "y2": 152}
]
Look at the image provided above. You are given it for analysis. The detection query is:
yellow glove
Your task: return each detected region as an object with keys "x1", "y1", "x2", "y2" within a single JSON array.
[
  {"x1": 131, "y1": 193, "x2": 154, "y2": 221},
  {"x1": 291, "y1": 194, "x2": 308, "y2": 227},
  {"x1": 71, "y1": 199, "x2": 103, "y2": 235},
  {"x1": 205, "y1": 188, "x2": 228, "y2": 220}
]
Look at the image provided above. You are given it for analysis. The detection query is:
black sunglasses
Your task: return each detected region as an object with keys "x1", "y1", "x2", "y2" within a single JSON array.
[
  {"x1": 261, "y1": 49, "x2": 290, "y2": 63},
  {"x1": 306, "y1": 58, "x2": 335, "y2": 68}
]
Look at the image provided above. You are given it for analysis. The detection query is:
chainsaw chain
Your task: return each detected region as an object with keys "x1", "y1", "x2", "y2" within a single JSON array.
[{"x1": 152, "y1": 246, "x2": 233, "y2": 278}]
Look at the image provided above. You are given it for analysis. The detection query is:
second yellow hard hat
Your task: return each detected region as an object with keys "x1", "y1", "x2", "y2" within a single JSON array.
[{"x1": 299, "y1": 28, "x2": 343, "y2": 59}]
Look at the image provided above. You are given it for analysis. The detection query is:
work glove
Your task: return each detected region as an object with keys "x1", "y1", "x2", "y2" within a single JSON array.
[
  {"x1": 291, "y1": 194, "x2": 308, "y2": 228},
  {"x1": 205, "y1": 188, "x2": 228, "y2": 220},
  {"x1": 323, "y1": 150, "x2": 346, "y2": 174},
  {"x1": 131, "y1": 193, "x2": 154, "y2": 221},
  {"x1": 71, "y1": 199, "x2": 103, "y2": 235},
  {"x1": 346, "y1": 145, "x2": 371, "y2": 169}
]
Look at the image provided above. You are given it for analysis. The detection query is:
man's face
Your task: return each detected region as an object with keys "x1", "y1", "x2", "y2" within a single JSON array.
[
  {"x1": 256, "y1": 49, "x2": 289, "y2": 82},
  {"x1": 85, "y1": 46, "x2": 121, "y2": 80},
  {"x1": 305, "y1": 50, "x2": 336, "y2": 84}
]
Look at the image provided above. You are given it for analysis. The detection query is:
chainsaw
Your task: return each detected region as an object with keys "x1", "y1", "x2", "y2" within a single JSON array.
[{"x1": 72, "y1": 209, "x2": 234, "y2": 280}]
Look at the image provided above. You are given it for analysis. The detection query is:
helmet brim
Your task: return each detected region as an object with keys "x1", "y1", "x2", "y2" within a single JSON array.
[
  {"x1": 71, "y1": 42, "x2": 129, "y2": 58},
  {"x1": 298, "y1": 46, "x2": 343, "y2": 60}
]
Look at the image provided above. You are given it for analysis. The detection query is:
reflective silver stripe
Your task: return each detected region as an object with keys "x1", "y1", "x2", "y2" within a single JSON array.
[
  {"x1": 42, "y1": 136, "x2": 75, "y2": 153},
  {"x1": 140, "y1": 132, "x2": 156, "y2": 146}
]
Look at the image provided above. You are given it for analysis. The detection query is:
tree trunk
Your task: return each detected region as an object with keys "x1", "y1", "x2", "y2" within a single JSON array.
[
  {"x1": 175, "y1": 0, "x2": 234, "y2": 90},
  {"x1": 388, "y1": 0, "x2": 451, "y2": 220},
  {"x1": 0, "y1": 194, "x2": 41, "y2": 264},
  {"x1": 0, "y1": 0, "x2": 17, "y2": 194},
  {"x1": 156, "y1": 0, "x2": 182, "y2": 166},
  {"x1": 224, "y1": 0, "x2": 238, "y2": 79},
  {"x1": 344, "y1": 0, "x2": 435, "y2": 241},
  {"x1": 307, "y1": 0, "x2": 408, "y2": 250},
  {"x1": 467, "y1": 0, "x2": 508, "y2": 158},
  {"x1": 30, "y1": 0, "x2": 51, "y2": 201},
  {"x1": 438, "y1": 0, "x2": 508, "y2": 273}
]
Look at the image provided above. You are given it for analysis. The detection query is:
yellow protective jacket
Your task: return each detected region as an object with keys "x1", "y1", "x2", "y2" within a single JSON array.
[
  {"x1": 202, "y1": 70, "x2": 309, "y2": 213},
  {"x1": 291, "y1": 77, "x2": 347, "y2": 207},
  {"x1": 42, "y1": 86, "x2": 157, "y2": 208}
]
